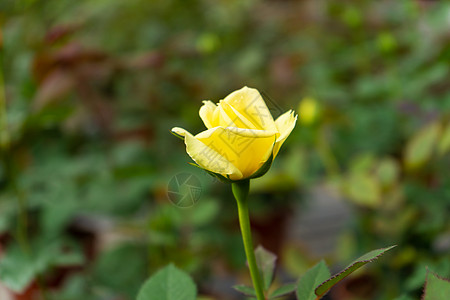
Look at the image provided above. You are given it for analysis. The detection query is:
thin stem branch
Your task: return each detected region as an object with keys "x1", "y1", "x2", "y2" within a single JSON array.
[
  {"x1": 316, "y1": 125, "x2": 339, "y2": 177},
  {"x1": 232, "y1": 180, "x2": 265, "y2": 300},
  {"x1": 0, "y1": 27, "x2": 9, "y2": 150}
]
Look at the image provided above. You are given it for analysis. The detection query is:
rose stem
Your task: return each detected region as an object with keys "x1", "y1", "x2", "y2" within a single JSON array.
[{"x1": 232, "y1": 179, "x2": 265, "y2": 300}]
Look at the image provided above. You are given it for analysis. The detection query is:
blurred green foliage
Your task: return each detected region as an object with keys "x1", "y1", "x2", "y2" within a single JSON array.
[{"x1": 1, "y1": 0, "x2": 449, "y2": 299}]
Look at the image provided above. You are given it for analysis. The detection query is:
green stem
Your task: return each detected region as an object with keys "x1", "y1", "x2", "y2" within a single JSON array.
[
  {"x1": 0, "y1": 27, "x2": 9, "y2": 150},
  {"x1": 232, "y1": 180, "x2": 265, "y2": 300},
  {"x1": 317, "y1": 125, "x2": 339, "y2": 177}
]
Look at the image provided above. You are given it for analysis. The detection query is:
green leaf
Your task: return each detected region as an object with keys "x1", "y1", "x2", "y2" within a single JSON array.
[
  {"x1": 0, "y1": 246, "x2": 36, "y2": 292},
  {"x1": 0, "y1": 239, "x2": 84, "y2": 292},
  {"x1": 345, "y1": 173, "x2": 381, "y2": 208},
  {"x1": 137, "y1": 264, "x2": 196, "y2": 300},
  {"x1": 93, "y1": 244, "x2": 148, "y2": 298},
  {"x1": 233, "y1": 284, "x2": 256, "y2": 297},
  {"x1": 189, "y1": 200, "x2": 220, "y2": 226},
  {"x1": 255, "y1": 245, "x2": 277, "y2": 290},
  {"x1": 422, "y1": 269, "x2": 450, "y2": 300},
  {"x1": 405, "y1": 122, "x2": 441, "y2": 170},
  {"x1": 315, "y1": 246, "x2": 396, "y2": 299},
  {"x1": 269, "y1": 283, "x2": 296, "y2": 299},
  {"x1": 376, "y1": 158, "x2": 399, "y2": 187},
  {"x1": 296, "y1": 260, "x2": 330, "y2": 300}
]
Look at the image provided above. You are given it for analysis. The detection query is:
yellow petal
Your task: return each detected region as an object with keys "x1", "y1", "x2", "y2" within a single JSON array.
[
  {"x1": 219, "y1": 101, "x2": 259, "y2": 129},
  {"x1": 196, "y1": 127, "x2": 277, "y2": 139},
  {"x1": 273, "y1": 110, "x2": 297, "y2": 157},
  {"x1": 175, "y1": 127, "x2": 243, "y2": 179},
  {"x1": 218, "y1": 104, "x2": 234, "y2": 127},
  {"x1": 207, "y1": 104, "x2": 233, "y2": 128},
  {"x1": 205, "y1": 100, "x2": 260, "y2": 130},
  {"x1": 222, "y1": 87, "x2": 277, "y2": 132},
  {"x1": 196, "y1": 127, "x2": 276, "y2": 179},
  {"x1": 171, "y1": 127, "x2": 188, "y2": 137},
  {"x1": 199, "y1": 101, "x2": 217, "y2": 129}
]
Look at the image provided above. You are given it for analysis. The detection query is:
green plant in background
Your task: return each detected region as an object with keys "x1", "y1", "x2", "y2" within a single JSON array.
[
  {"x1": 138, "y1": 246, "x2": 450, "y2": 300},
  {"x1": 1, "y1": 0, "x2": 450, "y2": 299}
]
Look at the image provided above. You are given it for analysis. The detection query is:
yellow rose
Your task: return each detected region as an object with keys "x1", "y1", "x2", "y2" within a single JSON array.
[{"x1": 172, "y1": 87, "x2": 297, "y2": 181}]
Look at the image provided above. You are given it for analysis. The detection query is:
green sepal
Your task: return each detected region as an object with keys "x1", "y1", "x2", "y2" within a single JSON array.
[
  {"x1": 170, "y1": 130, "x2": 185, "y2": 141},
  {"x1": 188, "y1": 155, "x2": 274, "y2": 183},
  {"x1": 188, "y1": 162, "x2": 234, "y2": 183},
  {"x1": 205, "y1": 170, "x2": 232, "y2": 183}
]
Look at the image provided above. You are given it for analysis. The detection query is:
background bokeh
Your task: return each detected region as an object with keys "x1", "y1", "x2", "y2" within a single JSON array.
[{"x1": 1, "y1": 0, "x2": 449, "y2": 299}]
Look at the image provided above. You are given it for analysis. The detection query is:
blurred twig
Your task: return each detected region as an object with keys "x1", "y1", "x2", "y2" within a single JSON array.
[
  {"x1": 317, "y1": 125, "x2": 340, "y2": 177},
  {"x1": 0, "y1": 27, "x2": 9, "y2": 150}
]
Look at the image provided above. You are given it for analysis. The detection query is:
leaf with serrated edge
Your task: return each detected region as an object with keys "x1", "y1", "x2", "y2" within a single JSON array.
[
  {"x1": 255, "y1": 245, "x2": 277, "y2": 290},
  {"x1": 137, "y1": 264, "x2": 196, "y2": 300},
  {"x1": 315, "y1": 245, "x2": 396, "y2": 299},
  {"x1": 296, "y1": 260, "x2": 330, "y2": 300},
  {"x1": 233, "y1": 284, "x2": 256, "y2": 297},
  {"x1": 422, "y1": 269, "x2": 450, "y2": 300},
  {"x1": 269, "y1": 283, "x2": 296, "y2": 299}
]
